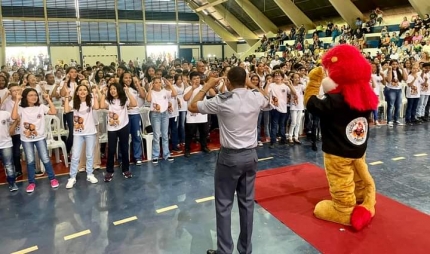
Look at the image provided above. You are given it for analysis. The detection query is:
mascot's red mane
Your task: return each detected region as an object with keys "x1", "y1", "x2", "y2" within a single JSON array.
[{"x1": 322, "y1": 45, "x2": 378, "y2": 112}]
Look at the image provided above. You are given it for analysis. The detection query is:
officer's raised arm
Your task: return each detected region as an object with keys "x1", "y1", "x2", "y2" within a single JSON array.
[{"x1": 188, "y1": 77, "x2": 221, "y2": 114}]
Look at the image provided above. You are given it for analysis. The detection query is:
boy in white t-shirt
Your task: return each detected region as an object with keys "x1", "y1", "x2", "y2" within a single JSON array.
[
  {"x1": 405, "y1": 63, "x2": 424, "y2": 125},
  {"x1": 416, "y1": 63, "x2": 430, "y2": 120},
  {"x1": 0, "y1": 111, "x2": 18, "y2": 191}
]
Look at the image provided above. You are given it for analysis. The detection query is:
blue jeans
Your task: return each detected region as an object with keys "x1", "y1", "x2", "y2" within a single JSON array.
[
  {"x1": 372, "y1": 109, "x2": 378, "y2": 121},
  {"x1": 406, "y1": 98, "x2": 419, "y2": 122},
  {"x1": 22, "y1": 139, "x2": 56, "y2": 184},
  {"x1": 129, "y1": 114, "x2": 143, "y2": 160},
  {"x1": 151, "y1": 111, "x2": 170, "y2": 159},
  {"x1": 70, "y1": 134, "x2": 96, "y2": 178},
  {"x1": 257, "y1": 111, "x2": 270, "y2": 141},
  {"x1": 169, "y1": 117, "x2": 179, "y2": 149},
  {"x1": 0, "y1": 147, "x2": 15, "y2": 185},
  {"x1": 178, "y1": 111, "x2": 186, "y2": 143},
  {"x1": 416, "y1": 95, "x2": 429, "y2": 117},
  {"x1": 384, "y1": 88, "x2": 402, "y2": 122},
  {"x1": 270, "y1": 109, "x2": 287, "y2": 144}
]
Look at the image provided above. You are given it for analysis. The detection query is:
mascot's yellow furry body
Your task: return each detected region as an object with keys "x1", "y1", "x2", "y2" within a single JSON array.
[{"x1": 304, "y1": 45, "x2": 377, "y2": 231}]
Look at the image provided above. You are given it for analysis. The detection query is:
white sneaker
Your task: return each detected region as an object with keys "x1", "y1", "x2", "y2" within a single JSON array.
[
  {"x1": 66, "y1": 178, "x2": 76, "y2": 189},
  {"x1": 258, "y1": 141, "x2": 263, "y2": 147},
  {"x1": 388, "y1": 121, "x2": 393, "y2": 127},
  {"x1": 87, "y1": 175, "x2": 98, "y2": 184}
]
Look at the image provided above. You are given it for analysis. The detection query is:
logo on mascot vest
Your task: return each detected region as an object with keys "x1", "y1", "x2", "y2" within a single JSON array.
[{"x1": 346, "y1": 117, "x2": 368, "y2": 145}]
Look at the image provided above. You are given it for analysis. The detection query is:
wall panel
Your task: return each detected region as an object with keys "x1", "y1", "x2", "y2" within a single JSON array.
[
  {"x1": 120, "y1": 45, "x2": 146, "y2": 63},
  {"x1": 50, "y1": 46, "x2": 80, "y2": 66}
]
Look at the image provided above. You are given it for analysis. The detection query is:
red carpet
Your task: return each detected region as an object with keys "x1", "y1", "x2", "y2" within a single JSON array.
[{"x1": 255, "y1": 163, "x2": 430, "y2": 254}]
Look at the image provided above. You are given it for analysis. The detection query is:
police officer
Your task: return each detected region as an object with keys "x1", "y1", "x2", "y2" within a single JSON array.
[{"x1": 188, "y1": 67, "x2": 269, "y2": 254}]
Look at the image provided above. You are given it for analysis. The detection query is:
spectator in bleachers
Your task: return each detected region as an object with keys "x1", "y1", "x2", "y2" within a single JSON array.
[
  {"x1": 355, "y1": 18, "x2": 363, "y2": 29},
  {"x1": 399, "y1": 17, "x2": 410, "y2": 36},
  {"x1": 331, "y1": 25, "x2": 340, "y2": 43},
  {"x1": 412, "y1": 32, "x2": 423, "y2": 43},
  {"x1": 326, "y1": 21, "x2": 334, "y2": 37},
  {"x1": 315, "y1": 23, "x2": 323, "y2": 37},
  {"x1": 402, "y1": 40, "x2": 413, "y2": 55},
  {"x1": 423, "y1": 14, "x2": 430, "y2": 29},
  {"x1": 375, "y1": 7, "x2": 384, "y2": 25},
  {"x1": 390, "y1": 32, "x2": 400, "y2": 46},
  {"x1": 381, "y1": 26, "x2": 389, "y2": 37}
]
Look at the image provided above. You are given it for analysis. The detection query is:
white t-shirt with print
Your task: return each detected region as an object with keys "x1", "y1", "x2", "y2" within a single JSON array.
[
  {"x1": 421, "y1": 72, "x2": 430, "y2": 96},
  {"x1": 127, "y1": 87, "x2": 141, "y2": 115},
  {"x1": 105, "y1": 98, "x2": 130, "y2": 131},
  {"x1": 406, "y1": 75, "x2": 423, "y2": 98},
  {"x1": 289, "y1": 84, "x2": 305, "y2": 111},
  {"x1": 168, "y1": 94, "x2": 179, "y2": 118},
  {"x1": 70, "y1": 98, "x2": 97, "y2": 135},
  {"x1": 175, "y1": 84, "x2": 187, "y2": 112},
  {"x1": 184, "y1": 85, "x2": 208, "y2": 124},
  {"x1": 0, "y1": 111, "x2": 13, "y2": 149},
  {"x1": 18, "y1": 105, "x2": 49, "y2": 142},
  {"x1": 44, "y1": 83, "x2": 62, "y2": 106},
  {"x1": 58, "y1": 81, "x2": 78, "y2": 101},
  {"x1": 0, "y1": 98, "x2": 20, "y2": 135},
  {"x1": 150, "y1": 89, "x2": 172, "y2": 113},
  {"x1": 383, "y1": 69, "x2": 403, "y2": 90},
  {"x1": 268, "y1": 83, "x2": 290, "y2": 113}
]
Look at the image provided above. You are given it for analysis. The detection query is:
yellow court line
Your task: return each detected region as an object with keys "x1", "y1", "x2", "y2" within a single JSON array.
[
  {"x1": 196, "y1": 196, "x2": 215, "y2": 203},
  {"x1": 392, "y1": 157, "x2": 406, "y2": 161},
  {"x1": 64, "y1": 229, "x2": 91, "y2": 241},
  {"x1": 156, "y1": 205, "x2": 178, "y2": 214},
  {"x1": 11, "y1": 246, "x2": 39, "y2": 254},
  {"x1": 258, "y1": 157, "x2": 274, "y2": 162},
  {"x1": 414, "y1": 153, "x2": 428, "y2": 157},
  {"x1": 113, "y1": 216, "x2": 138, "y2": 226},
  {"x1": 369, "y1": 161, "x2": 384, "y2": 165}
]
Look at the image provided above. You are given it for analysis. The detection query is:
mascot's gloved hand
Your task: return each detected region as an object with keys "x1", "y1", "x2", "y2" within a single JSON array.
[{"x1": 304, "y1": 66, "x2": 324, "y2": 106}]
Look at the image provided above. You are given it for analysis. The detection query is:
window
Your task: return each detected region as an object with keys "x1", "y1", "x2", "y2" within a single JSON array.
[
  {"x1": 46, "y1": 0, "x2": 77, "y2": 18},
  {"x1": 48, "y1": 21, "x2": 78, "y2": 43},
  {"x1": 78, "y1": 0, "x2": 115, "y2": 19},
  {"x1": 80, "y1": 22, "x2": 117, "y2": 42},
  {"x1": 201, "y1": 23, "x2": 222, "y2": 43},
  {"x1": 119, "y1": 23, "x2": 144, "y2": 42},
  {"x1": 1, "y1": 0, "x2": 44, "y2": 17},
  {"x1": 177, "y1": 0, "x2": 194, "y2": 13},
  {"x1": 177, "y1": 0, "x2": 199, "y2": 21},
  {"x1": 145, "y1": 0, "x2": 175, "y2": 20},
  {"x1": 178, "y1": 23, "x2": 200, "y2": 43},
  {"x1": 146, "y1": 24, "x2": 176, "y2": 43},
  {"x1": 118, "y1": 0, "x2": 142, "y2": 20},
  {"x1": 3, "y1": 20, "x2": 47, "y2": 44}
]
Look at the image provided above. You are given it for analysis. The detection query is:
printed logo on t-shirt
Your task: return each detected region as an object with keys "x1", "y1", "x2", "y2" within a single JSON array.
[
  {"x1": 108, "y1": 112, "x2": 120, "y2": 127},
  {"x1": 281, "y1": 89, "x2": 286, "y2": 93},
  {"x1": 37, "y1": 114, "x2": 42, "y2": 119},
  {"x1": 411, "y1": 86, "x2": 418, "y2": 95},
  {"x1": 346, "y1": 117, "x2": 368, "y2": 146},
  {"x1": 1, "y1": 120, "x2": 6, "y2": 125},
  {"x1": 23, "y1": 122, "x2": 38, "y2": 139},
  {"x1": 74, "y1": 116, "x2": 84, "y2": 132}
]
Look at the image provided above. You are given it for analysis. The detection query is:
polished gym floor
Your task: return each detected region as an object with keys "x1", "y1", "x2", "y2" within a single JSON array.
[{"x1": 1, "y1": 122, "x2": 429, "y2": 254}]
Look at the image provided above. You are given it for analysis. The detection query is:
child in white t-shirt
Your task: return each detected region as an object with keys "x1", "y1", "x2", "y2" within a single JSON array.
[
  {"x1": 64, "y1": 83, "x2": 100, "y2": 189},
  {"x1": 147, "y1": 77, "x2": 177, "y2": 163},
  {"x1": 100, "y1": 82, "x2": 137, "y2": 182},
  {"x1": 405, "y1": 63, "x2": 424, "y2": 125},
  {"x1": 371, "y1": 62, "x2": 386, "y2": 125},
  {"x1": 11, "y1": 88, "x2": 59, "y2": 193},
  {"x1": 175, "y1": 73, "x2": 188, "y2": 145},
  {"x1": 288, "y1": 73, "x2": 305, "y2": 144},
  {"x1": 0, "y1": 110, "x2": 18, "y2": 191},
  {"x1": 416, "y1": 63, "x2": 430, "y2": 120}
]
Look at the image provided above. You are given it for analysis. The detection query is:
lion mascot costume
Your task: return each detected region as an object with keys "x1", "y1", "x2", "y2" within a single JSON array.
[{"x1": 304, "y1": 44, "x2": 378, "y2": 231}]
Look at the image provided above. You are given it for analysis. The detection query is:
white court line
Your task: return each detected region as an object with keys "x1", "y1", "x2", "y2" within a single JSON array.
[
  {"x1": 11, "y1": 246, "x2": 39, "y2": 254},
  {"x1": 156, "y1": 205, "x2": 178, "y2": 214},
  {"x1": 64, "y1": 229, "x2": 91, "y2": 241},
  {"x1": 258, "y1": 157, "x2": 274, "y2": 162},
  {"x1": 196, "y1": 196, "x2": 215, "y2": 203},
  {"x1": 113, "y1": 216, "x2": 138, "y2": 226}
]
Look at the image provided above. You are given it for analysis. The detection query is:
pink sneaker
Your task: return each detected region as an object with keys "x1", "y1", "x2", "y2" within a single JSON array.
[
  {"x1": 26, "y1": 183, "x2": 36, "y2": 193},
  {"x1": 50, "y1": 179, "x2": 59, "y2": 188}
]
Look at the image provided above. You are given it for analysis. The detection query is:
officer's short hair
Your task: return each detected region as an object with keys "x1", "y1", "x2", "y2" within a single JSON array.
[
  {"x1": 189, "y1": 71, "x2": 200, "y2": 80},
  {"x1": 227, "y1": 66, "x2": 246, "y2": 88}
]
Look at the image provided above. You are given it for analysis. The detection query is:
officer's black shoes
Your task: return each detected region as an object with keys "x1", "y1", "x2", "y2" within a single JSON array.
[
  {"x1": 206, "y1": 250, "x2": 217, "y2": 254},
  {"x1": 184, "y1": 151, "x2": 191, "y2": 158},
  {"x1": 202, "y1": 147, "x2": 211, "y2": 153}
]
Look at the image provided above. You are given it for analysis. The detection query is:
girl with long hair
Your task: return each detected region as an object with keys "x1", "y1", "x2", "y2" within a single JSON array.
[
  {"x1": 384, "y1": 60, "x2": 408, "y2": 127},
  {"x1": 100, "y1": 82, "x2": 137, "y2": 182},
  {"x1": 119, "y1": 71, "x2": 146, "y2": 165},
  {"x1": 371, "y1": 62, "x2": 386, "y2": 125},
  {"x1": 64, "y1": 83, "x2": 100, "y2": 188},
  {"x1": 11, "y1": 88, "x2": 59, "y2": 193}
]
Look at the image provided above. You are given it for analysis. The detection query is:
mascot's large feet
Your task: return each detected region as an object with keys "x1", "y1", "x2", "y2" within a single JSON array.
[
  {"x1": 351, "y1": 205, "x2": 372, "y2": 231},
  {"x1": 314, "y1": 200, "x2": 352, "y2": 226}
]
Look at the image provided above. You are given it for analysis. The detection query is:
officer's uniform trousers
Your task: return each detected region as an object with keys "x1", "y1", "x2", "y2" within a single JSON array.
[{"x1": 215, "y1": 147, "x2": 258, "y2": 254}]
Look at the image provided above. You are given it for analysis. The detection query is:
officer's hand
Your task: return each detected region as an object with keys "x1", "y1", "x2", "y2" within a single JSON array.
[{"x1": 205, "y1": 77, "x2": 221, "y2": 89}]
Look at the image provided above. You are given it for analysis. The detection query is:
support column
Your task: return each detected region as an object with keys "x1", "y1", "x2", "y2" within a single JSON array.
[
  {"x1": 273, "y1": 0, "x2": 314, "y2": 30},
  {"x1": 185, "y1": 0, "x2": 238, "y2": 51},
  {"x1": 234, "y1": 0, "x2": 277, "y2": 34},
  {"x1": 0, "y1": 1, "x2": 6, "y2": 65},
  {"x1": 114, "y1": 0, "x2": 121, "y2": 62},
  {"x1": 408, "y1": 0, "x2": 430, "y2": 17},
  {"x1": 328, "y1": 0, "x2": 364, "y2": 28},
  {"x1": 207, "y1": 0, "x2": 259, "y2": 45}
]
